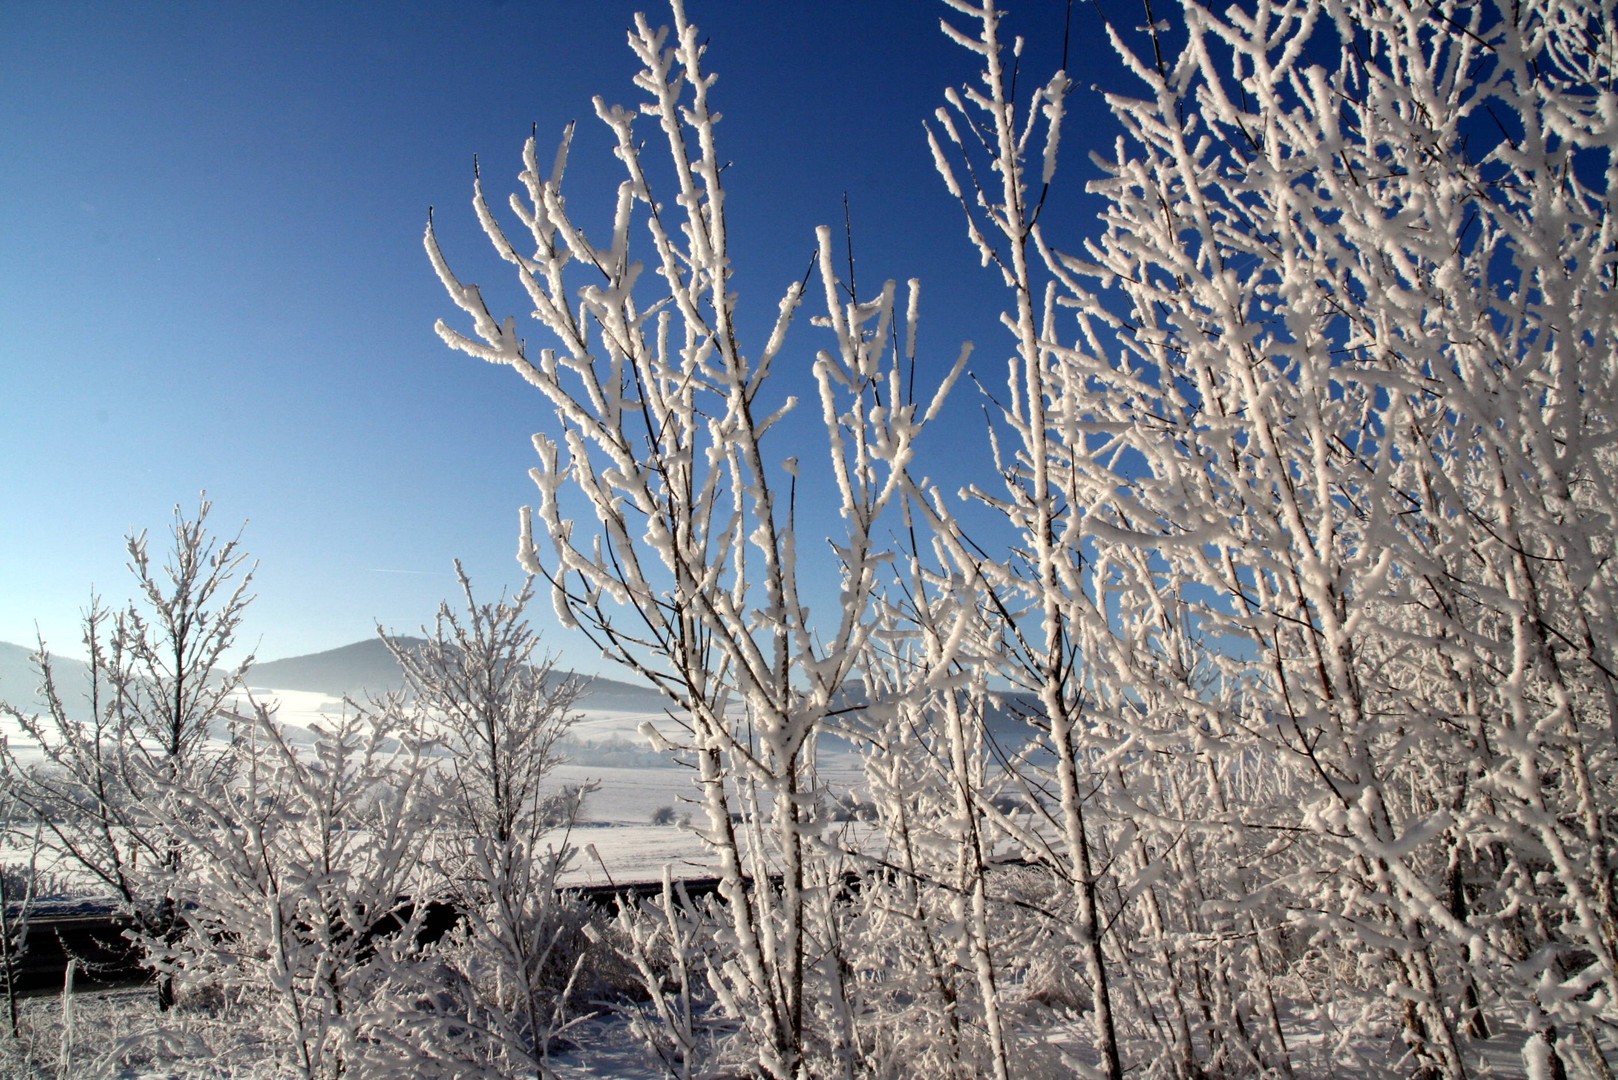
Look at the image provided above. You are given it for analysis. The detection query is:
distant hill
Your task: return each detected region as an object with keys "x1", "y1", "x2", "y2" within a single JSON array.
[
  {"x1": 1, "y1": 636, "x2": 670, "y2": 717},
  {"x1": 248, "y1": 638, "x2": 420, "y2": 698},
  {"x1": 248, "y1": 637, "x2": 669, "y2": 713},
  {"x1": 820, "y1": 681, "x2": 1049, "y2": 759},
  {"x1": 0, "y1": 640, "x2": 92, "y2": 716}
]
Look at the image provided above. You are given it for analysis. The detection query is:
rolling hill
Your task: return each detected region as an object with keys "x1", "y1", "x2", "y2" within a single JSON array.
[
  {"x1": 0, "y1": 636, "x2": 669, "y2": 717},
  {"x1": 0, "y1": 640, "x2": 91, "y2": 715},
  {"x1": 246, "y1": 637, "x2": 669, "y2": 713}
]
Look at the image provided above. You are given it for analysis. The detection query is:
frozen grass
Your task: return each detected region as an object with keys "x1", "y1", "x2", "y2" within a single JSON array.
[
  {"x1": 0, "y1": 976, "x2": 1562, "y2": 1079},
  {"x1": 0, "y1": 986, "x2": 284, "y2": 1079}
]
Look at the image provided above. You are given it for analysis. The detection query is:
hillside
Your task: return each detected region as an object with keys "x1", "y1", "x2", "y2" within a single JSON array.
[
  {"x1": 248, "y1": 637, "x2": 421, "y2": 698},
  {"x1": 0, "y1": 640, "x2": 91, "y2": 715},
  {"x1": 1, "y1": 636, "x2": 669, "y2": 717},
  {"x1": 247, "y1": 637, "x2": 668, "y2": 713}
]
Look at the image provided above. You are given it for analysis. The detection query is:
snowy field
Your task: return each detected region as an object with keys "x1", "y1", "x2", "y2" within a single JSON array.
[
  {"x1": 244, "y1": 688, "x2": 868, "y2": 887},
  {"x1": 0, "y1": 683, "x2": 875, "y2": 891},
  {"x1": 256, "y1": 688, "x2": 729, "y2": 884}
]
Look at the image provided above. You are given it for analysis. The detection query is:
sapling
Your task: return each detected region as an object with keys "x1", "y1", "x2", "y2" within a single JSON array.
[
  {"x1": 0, "y1": 792, "x2": 46, "y2": 1039},
  {"x1": 0, "y1": 498, "x2": 253, "y2": 1013},
  {"x1": 368, "y1": 565, "x2": 593, "y2": 1077}
]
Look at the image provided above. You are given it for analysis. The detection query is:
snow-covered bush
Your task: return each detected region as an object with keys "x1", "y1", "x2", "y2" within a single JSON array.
[
  {"x1": 649, "y1": 806, "x2": 686, "y2": 828},
  {"x1": 927, "y1": 0, "x2": 1618, "y2": 1075},
  {"x1": 0, "y1": 524, "x2": 614, "y2": 1076},
  {"x1": 426, "y1": 0, "x2": 965, "y2": 1072},
  {"x1": 154, "y1": 698, "x2": 435, "y2": 1080}
]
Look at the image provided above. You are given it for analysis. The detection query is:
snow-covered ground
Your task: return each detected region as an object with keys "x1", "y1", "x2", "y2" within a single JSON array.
[
  {"x1": 0, "y1": 984, "x2": 677, "y2": 1080},
  {"x1": 1, "y1": 684, "x2": 871, "y2": 892},
  {"x1": 0, "y1": 967, "x2": 1552, "y2": 1079}
]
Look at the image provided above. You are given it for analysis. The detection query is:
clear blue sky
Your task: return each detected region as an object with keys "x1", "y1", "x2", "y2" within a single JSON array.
[{"x1": 1, "y1": 0, "x2": 1131, "y2": 676}]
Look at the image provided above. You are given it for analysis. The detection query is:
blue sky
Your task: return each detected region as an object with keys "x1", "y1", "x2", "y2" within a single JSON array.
[{"x1": 1, "y1": 0, "x2": 1132, "y2": 676}]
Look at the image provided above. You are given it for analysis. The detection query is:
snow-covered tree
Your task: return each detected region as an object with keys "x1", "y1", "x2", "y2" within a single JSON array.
[
  {"x1": 929, "y1": 0, "x2": 1618, "y2": 1075},
  {"x1": 426, "y1": 3, "x2": 961, "y2": 1074},
  {"x1": 364, "y1": 566, "x2": 595, "y2": 1077},
  {"x1": 0, "y1": 498, "x2": 253, "y2": 1011}
]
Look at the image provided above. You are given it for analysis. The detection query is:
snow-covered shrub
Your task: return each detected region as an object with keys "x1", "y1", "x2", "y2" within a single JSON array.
[
  {"x1": 426, "y1": 0, "x2": 965, "y2": 1072},
  {"x1": 927, "y1": 0, "x2": 1618, "y2": 1075},
  {"x1": 649, "y1": 806, "x2": 680, "y2": 828},
  {"x1": 152, "y1": 697, "x2": 436, "y2": 1080}
]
